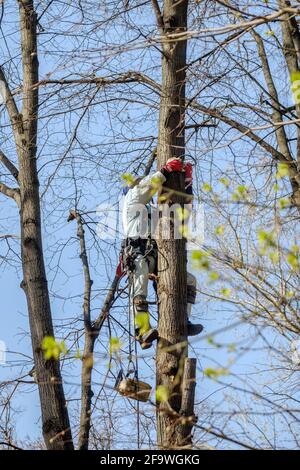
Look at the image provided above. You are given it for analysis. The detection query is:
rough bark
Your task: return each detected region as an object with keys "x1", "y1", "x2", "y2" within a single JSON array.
[
  {"x1": 155, "y1": 0, "x2": 192, "y2": 449},
  {"x1": 17, "y1": 1, "x2": 73, "y2": 450}
]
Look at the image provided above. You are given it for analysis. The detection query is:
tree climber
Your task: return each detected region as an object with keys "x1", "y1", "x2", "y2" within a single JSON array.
[{"x1": 121, "y1": 158, "x2": 203, "y2": 349}]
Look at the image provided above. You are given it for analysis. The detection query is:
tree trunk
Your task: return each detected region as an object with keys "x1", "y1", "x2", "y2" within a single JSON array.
[
  {"x1": 176, "y1": 358, "x2": 197, "y2": 447},
  {"x1": 18, "y1": 1, "x2": 73, "y2": 450},
  {"x1": 155, "y1": 0, "x2": 191, "y2": 449},
  {"x1": 78, "y1": 333, "x2": 95, "y2": 450}
]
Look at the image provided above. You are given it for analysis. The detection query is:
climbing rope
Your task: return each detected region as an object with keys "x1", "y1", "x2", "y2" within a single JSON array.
[
  {"x1": 128, "y1": 271, "x2": 141, "y2": 449},
  {"x1": 116, "y1": 239, "x2": 163, "y2": 448}
]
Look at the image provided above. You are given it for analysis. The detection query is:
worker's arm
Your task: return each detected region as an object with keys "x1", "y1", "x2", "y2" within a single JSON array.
[
  {"x1": 136, "y1": 159, "x2": 183, "y2": 201},
  {"x1": 134, "y1": 171, "x2": 166, "y2": 205},
  {"x1": 139, "y1": 171, "x2": 166, "y2": 189}
]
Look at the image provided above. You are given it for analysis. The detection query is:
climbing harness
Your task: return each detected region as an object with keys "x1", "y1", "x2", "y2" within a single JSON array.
[{"x1": 121, "y1": 237, "x2": 157, "y2": 271}]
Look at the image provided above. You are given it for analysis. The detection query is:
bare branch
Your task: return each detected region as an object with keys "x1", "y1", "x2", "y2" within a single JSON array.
[
  {"x1": 35, "y1": 71, "x2": 160, "y2": 94},
  {"x1": 68, "y1": 210, "x2": 93, "y2": 331},
  {"x1": 0, "y1": 441, "x2": 23, "y2": 451},
  {"x1": 0, "y1": 150, "x2": 19, "y2": 181},
  {"x1": 151, "y1": 0, "x2": 164, "y2": 31},
  {"x1": 194, "y1": 424, "x2": 258, "y2": 450},
  {"x1": 0, "y1": 67, "x2": 25, "y2": 146},
  {"x1": 0, "y1": 182, "x2": 20, "y2": 206},
  {"x1": 160, "y1": 7, "x2": 300, "y2": 41}
]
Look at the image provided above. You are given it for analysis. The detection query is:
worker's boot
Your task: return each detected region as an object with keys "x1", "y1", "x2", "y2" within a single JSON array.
[
  {"x1": 133, "y1": 295, "x2": 149, "y2": 313},
  {"x1": 135, "y1": 327, "x2": 158, "y2": 350},
  {"x1": 187, "y1": 321, "x2": 203, "y2": 336}
]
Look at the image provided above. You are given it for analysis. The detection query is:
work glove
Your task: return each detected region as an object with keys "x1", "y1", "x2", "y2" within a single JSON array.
[{"x1": 161, "y1": 157, "x2": 183, "y2": 176}]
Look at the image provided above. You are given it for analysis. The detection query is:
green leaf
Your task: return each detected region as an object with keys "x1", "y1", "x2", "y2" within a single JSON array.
[
  {"x1": 176, "y1": 207, "x2": 190, "y2": 222},
  {"x1": 291, "y1": 71, "x2": 300, "y2": 104},
  {"x1": 178, "y1": 223, "x2": 189, "y2": 238},
  {"x1": 257, "y1": 230, "x2": 276, "y2": 250},
  {"x1": 121, "y1": 173, "x2": 135, "y2": 186},
  {"x1": 192, "y1": 250, "x2": 210, "y2": 270},
  {"x1": 202, "y1": 183, "x2": 212, "y2": 192},
  {"x1": 204, "y1": 367, "x2": 229, "y2": 380},
  {"x1": 150, "y1": 175, "x2": 163, "y2": 192},
  {"x1": 158, "y1": 194, "x2": 168, "y2": 203},
  {"x1": 232, "y1": 185, "x2": 249, "y2": 201},
  {"x1": 269, "y1": 251, "x2": 279, "y2": 264},
  {"x1": 286, "y1": 290, "x2": 295, "y2": 298},
  {"x1": 291, "y1": 70, "x2": 300, "y2": 84},
  {"x1": 278, "y1": 198, "x2": 289, "y2": 209},
  {"x1": 215, "y1": 225, "x2": 225, "y2": 236},
  {"x1": 155, "y1": 385, "x2": 169, "y2": 403},
  {"x1": 42, "y1": 336, "x2": 67, "y2": 361},
  {"x1": 219, "y1": 177, "x2": 230, "y2": 187},
  {"x1": 207, "y1": 337, "x2": 221, "y2": 348},
  {"x1": 287, "y1": 252, "x2": 299, "y2": 271},
  {"x1": 237, "y1": 185, "x2": 247, "y2": 194},
  {"x1": 209, "y1": 271, "x2": 219, "y2": 282},
  {"x1": 135, "y1": 312, "x2": 150, "y2": 335},
  {"x1": 276, "y1": 162, "x2": 289, "y2": 179},
  {"x1": 75, "y1": 349, "x2": 82, "y2": 360},
  {"x1": 109, "y1": 337, "x2": 121, "y2": 355},
  {"x1": 220, "y1": 287, "x2": 231, "y2": 298}
]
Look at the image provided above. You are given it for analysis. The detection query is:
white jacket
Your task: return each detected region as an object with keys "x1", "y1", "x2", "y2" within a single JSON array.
[{"x1": 122, "y1": 171, "x2": 166, "y2": 239}]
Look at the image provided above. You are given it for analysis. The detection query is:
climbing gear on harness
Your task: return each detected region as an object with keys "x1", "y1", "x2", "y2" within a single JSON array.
[
  {"x1": 121, "y1": 238, "x2": 153, "y2": 272},
  {"x1": 187, "y1": 320, "x2": 203, "y2": 336},
  {"x1": 121, "y1": 237, "x2": 157, "y2": 284},
  {"x1": 114, "y1": 369, "x2": 152, "y2": 403},
  {"x1": 122, "y1": 243, "x2": 136, "y2": 273}
]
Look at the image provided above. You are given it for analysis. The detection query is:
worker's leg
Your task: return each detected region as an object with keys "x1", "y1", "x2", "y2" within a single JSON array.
[
  {"x1": 187, "y1": 271, "x2": 197, "y2": 317},
  {"x1": 131, "y1": 254, "x2": 158, "y2": 348},
  {"x1": 132, "y1": 254, "x2": 149, "y2": 302},
  {"x1": 187, "y1": 272, "x2": 203, "y2": 336}
]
